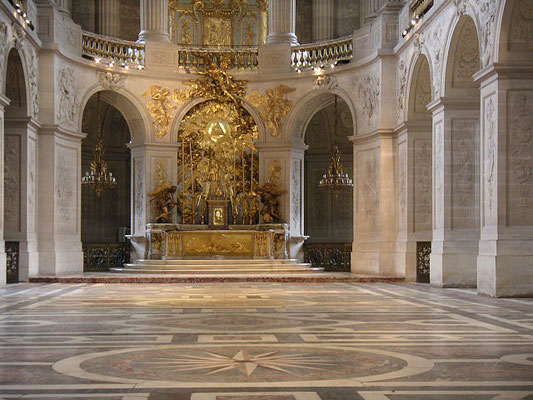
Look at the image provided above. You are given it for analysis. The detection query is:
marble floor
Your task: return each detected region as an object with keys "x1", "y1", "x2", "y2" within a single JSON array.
[{"x1": 1, "y1": 282, "x2": 533, "y2": 399}]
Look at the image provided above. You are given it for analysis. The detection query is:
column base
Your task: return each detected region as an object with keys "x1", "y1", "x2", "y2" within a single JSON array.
[
  {"x1": 39, "y1": 241, "x2": 83, "y2": 276},
  {"x1": 138, "y1": 31, "x2": 170, "y2": 43},
  {"x1": 266, "y1": 33, "x2": 299, "y2": 46},
  {"x1": 430, "y1": 251, "x2": 477, "y2": 288},
  {"x1": 478, "y1": 254, "x2": 533, "y2": 297},
  {"x1": 351, "y1": 241, "x2": 404, "y2": 277}
]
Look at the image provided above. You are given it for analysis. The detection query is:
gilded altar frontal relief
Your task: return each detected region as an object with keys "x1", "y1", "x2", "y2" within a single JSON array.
[{"x1": 1, "y1": 0, "x2": 533, "y2": 398}]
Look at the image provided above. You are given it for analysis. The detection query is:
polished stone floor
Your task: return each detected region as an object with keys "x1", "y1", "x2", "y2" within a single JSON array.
[{"x1": 1, "y1": 282, "x2": 533, "y2": 399}]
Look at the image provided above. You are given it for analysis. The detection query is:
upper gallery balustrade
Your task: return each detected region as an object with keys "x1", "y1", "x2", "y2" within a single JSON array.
[{"x1": 81, "y1": 31, "x2": 353, "y2": 73}]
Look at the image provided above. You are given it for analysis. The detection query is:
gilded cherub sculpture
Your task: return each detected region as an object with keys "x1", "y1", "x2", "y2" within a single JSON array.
[{"x1": 149, "y1": 181, "x2": 179, "y2": 223}]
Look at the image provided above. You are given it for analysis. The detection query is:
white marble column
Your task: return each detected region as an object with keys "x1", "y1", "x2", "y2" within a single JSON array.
[
  {"x1": 266, "y1": 0, "x2": 298, "y2": 45},
  {"x1": 98, "y1": 0, "x2": 120, "y2": 37},
  {"x1": 37, "y1": 128, "x2": 84, "y2": 275},
  {"x1": 0, "y1": 94, "x2": 9, "y2": 285},
  {"x1": 138, "y1": 0, "x2": 170, "y2": 42},
  {"x1": 312, "y1": 0, "x2": 334, "y2": 41},
  {"x1": 476, "y1": 65, "x2": 533, "y2": 297},
  {"x1": 428, "y1": 97, "x2": 480, "y2": 288},
  {"x1": 4, "y1": 117, "x2": 39, "y2": 281}
]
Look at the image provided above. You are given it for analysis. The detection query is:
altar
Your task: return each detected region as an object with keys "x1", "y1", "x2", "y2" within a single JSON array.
[{"x1": 147, "y1": 223, "x2": 289, "y2": 260}]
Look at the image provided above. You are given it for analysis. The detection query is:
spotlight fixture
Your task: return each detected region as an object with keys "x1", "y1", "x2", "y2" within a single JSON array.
[
  {"x1": 94, "y1": 57, "x2": 101, "y2": 64},
  {"x1": 9, "y1": 0, "x2": 35, "y2": 30}
]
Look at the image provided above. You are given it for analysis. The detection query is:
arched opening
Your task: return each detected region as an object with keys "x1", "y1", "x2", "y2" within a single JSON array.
[
  {"x1": 4, "y1": 48, "x2": 30, "y2": 284},
  {"x1": 430, "y1": 14, "x2": 481, "y2": 288},
  {"x1": 81, "y1": 91, "x2": 131, "y2": 272},
  {"x1": 303, "y1": 96, "x2": 354, "y2": 271},
  {"x1": 403, "y1": 54, "x2": 432, "y2": 283}
]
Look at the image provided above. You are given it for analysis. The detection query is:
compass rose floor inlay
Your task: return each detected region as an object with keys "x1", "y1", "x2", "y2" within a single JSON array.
[{"x1": 1, "y1": 282, "x2": 533, "y2": 399}]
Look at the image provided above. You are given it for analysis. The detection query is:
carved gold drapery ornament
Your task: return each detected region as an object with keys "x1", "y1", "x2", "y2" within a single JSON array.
[
  {"x1": 246, "y1": 85, "x2": 296, "y2": 139},
  {"x1": 141, "y1": 86, "x2": 177, "y2": 139}
]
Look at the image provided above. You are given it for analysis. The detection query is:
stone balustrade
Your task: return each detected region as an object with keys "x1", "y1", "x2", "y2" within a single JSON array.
[{"x1": 81, "y1": 31, "x2": 145, "y2": 68}]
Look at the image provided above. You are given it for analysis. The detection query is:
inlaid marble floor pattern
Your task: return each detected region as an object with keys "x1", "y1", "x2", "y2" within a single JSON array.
[{"x1": 1, "y1": 282, "x2": 533, "y2": 399}]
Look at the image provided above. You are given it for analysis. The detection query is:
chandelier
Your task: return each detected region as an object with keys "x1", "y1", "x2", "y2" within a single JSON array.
[
  {"x1": 318, "y1": 95, "x2": 353, "y2": 198},
  {"x1": 81, "y1": 92, "x2": 117, "y2": 197}
]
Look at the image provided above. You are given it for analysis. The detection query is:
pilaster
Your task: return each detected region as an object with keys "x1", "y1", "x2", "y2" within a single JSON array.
[
  {"x1": 0, "y1": 93, "x2": 10, "y2": 285},
  {"x1": 475, "y1": 63, "x2": 533, "y2": 297},
  {"x1": 312, "y1": 0, "x2": 334, "y2": 41},
  {"x1": 37, "y1": 126, "x2": 84, "y2": 275},
  {"x1": 428, "y1": 96, "x2": 480, "y2": 288},
  {"x1": 98, "y1": 0, "x2": 120, "y2": 37}
]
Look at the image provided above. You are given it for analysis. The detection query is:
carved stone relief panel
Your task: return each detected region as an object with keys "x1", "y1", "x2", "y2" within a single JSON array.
[
  {"x1": 355, "y1": 148, "x2": 379, "y2": 234},
  {"x1": 452, "y1": 18, "x2": 480, "y2": 87},
  {"x1": 153, "y1": 157, "x2": 169, "y2": 187},
  {"x1": 414, "y1": 58, "x2": 431, "y2": 115},
  {"x1": 397, "y1": 60, "x2": 407, "y2": 123},
  {"x1": 508, "y1": 90, "x2": 533, "y2": 226},
  {"x1": 484, "y1": 95, "x2": 497, "y2": 227},
  {"x1": 355, "y1": 75, "x2": 380, "y2": 126},
  {"x1": 451, "y1": 119, "x2": 478, "y2": 230},
  {"x1": 27, "y1": 46, "x2": 40, "y2": 118},
  {"x1": 509, "y1": 0, "x2": 533, "y2": 47},
  {"x1": 434, "y1": 121, "x2": 444, "y2": 229},
  {"x1": 28, "y1": 138, "x2": 36, "y2": 233},
  {"x1": 291, "y1": 159, "x2": 301, "y2": 234},
  {"x1": 57, "y1": 66, "x2": 80, "y2": 129},
  {"x1": 134, "y1": 157, "x2": 145, "y2": 234},
  {"x1": 56, "y1": 147, "x2": 77, "y2": 234},
  {"x1": 398, "y1": 141, "x2": 407, "y2": 232},
  {"x1": 0, "y1": 20, "x2": 8, "y2": 88},
  {"x1": 4, "y1": 135, "x2": 21, "y2": 233},
  {"x1": 414, "y1": 138, "x2": 432, "y2": 232}
]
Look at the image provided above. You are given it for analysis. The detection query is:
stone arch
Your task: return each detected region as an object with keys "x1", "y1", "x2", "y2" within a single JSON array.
[
  {"x1": 78, "y1": 86, "x2": 150, "y2": 144},
  {"x1": 287, "y1": 86, "x2": 357, "y2": 144},
  {"x1": 442, "y1": 14, "x2": 481, "y2": 98},
  {"x1": 495, "y1": 0, "x2": 533, "y2": 63},
  {"x1": 407, "y1": 53, "x2": 432, "y2": 122},
  {"x1": 3, "y1": 47, "x2": 29, "y2": 117}
]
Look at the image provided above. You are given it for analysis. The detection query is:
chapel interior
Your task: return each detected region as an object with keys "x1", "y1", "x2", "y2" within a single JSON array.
[{"x1": 1, "y1": 0, "x2": 533, "y2": 397}]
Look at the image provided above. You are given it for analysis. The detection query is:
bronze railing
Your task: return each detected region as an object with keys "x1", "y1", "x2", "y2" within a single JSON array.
[
  {"x1": 291, "y1": 36, "x2": 353, "y2": 70},
  {"x1": 416, "y1": 241, "x2": 431, "y2": 283},
  {"x1": 177, "y1": 47, "x2": 259, "y2": 70},
  {"x1": 82, "y1": 31, "x2": 145, "y2": 67},
  {"x1": 83, "y1": 242, "x2": 131, "y2": 272},
  {"x1": 304, "y1": 243, "x2": 352, "y2": 272},
  {"x1": 6, "y1": 241, "x2": 19, "y2": 284}
]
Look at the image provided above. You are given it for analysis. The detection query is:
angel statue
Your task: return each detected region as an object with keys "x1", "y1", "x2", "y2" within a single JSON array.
[
  {"x1": 149, "y1": 181, "x2": 179, "y2": 223},
  {"x1": 257, "y1": 181, "x2": 287, "y2": 224}
]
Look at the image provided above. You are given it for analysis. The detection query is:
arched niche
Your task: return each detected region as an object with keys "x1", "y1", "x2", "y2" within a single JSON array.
[
  {"x1": 407, "y1": 54, "x2": 432, "y2": 122},
  {"x1": 80, "y1": 91, "x2": 132, "y2": 270},
  {"x1": 443, "y1": 15, "x2": 481, "y2": 99},
  {"x1": 496, "y1": 0, "x2": 533, "y2": 64},
  {"x1": 304, "y1": 97, "x2": 354, "y2": 250}
]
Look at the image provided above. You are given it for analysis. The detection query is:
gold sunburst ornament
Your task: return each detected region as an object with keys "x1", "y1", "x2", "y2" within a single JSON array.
[
  {"x1": 318, "y1": 95, "x2": 353, "y2": 198},
  {"x1": 81, "y1": 93, "x2": 117, "y2": 197}
]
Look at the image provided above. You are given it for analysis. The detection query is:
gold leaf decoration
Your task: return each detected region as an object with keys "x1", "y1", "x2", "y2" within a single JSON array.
[
  {"x1": 246, "y1": 85, "x2": 296, "y2": 139},
  {"x1": 141, "y1": 86, "x2": 176, "y2": 139}
]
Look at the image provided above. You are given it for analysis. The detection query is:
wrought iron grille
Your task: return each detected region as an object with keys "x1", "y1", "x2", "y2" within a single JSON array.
[
  {"x1": 83, "y1": 242, "x2": 131, "y2": 272},
  {"x1": 6, "y1": 241, "x2": 19, "y2": 284},
  {"x1": 304, "y1": 243, "x2": 352, "y2": 272},
  {"x1": 416, "y1": 241, "x2": 431, "y2": 283}
]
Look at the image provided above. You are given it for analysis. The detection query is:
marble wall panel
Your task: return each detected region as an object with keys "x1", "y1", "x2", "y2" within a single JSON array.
[
  {"x1": 414, "y1": 138, "x2": 432, "y2": 233},
  {"x1": 4, "y1": 134, "x2": 21, "y2": 234}
]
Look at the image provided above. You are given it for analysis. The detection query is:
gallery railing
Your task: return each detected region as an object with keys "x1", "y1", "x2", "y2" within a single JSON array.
[
  {"x1": 177, "y1": 47, "x2": 259, "y2": 70},
  {"x1": 303, "y1": 243, "x2": 352, "y2": 272},
  {"x1": 83, "y1": 242, "x2": 131, "y2": 272},
  {"x1": 291, "y1": 36, "x2": 354, "y2": 71},
  {"x1": 80, "y1": 31, "x2": 353, "y2": 72},
  {"x1": 81, "y1": 31, "x2": 145, "y2": 68}
]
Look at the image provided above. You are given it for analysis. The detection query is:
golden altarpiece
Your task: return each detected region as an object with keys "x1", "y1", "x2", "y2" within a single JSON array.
[
  {"x1": 169, "y1": 0, "x2": 268, "y2": 46},
  {"x1": 144, "y1": 56, "x2": 291, "y2": 261}
]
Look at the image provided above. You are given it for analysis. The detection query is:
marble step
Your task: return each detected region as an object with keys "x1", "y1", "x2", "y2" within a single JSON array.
[
  {"x1": 132, "y1": 259, "x2": 302, "y2": 266},
  {"x1": 110, "y1": 267, "x2": 324, "y2": 274},
  {"x1": 123, "y1": 262, "x2": 314, "y2": 270}
]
